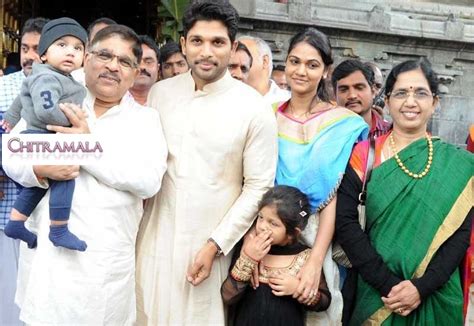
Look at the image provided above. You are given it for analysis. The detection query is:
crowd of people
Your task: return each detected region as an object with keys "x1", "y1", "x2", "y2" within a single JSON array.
[{"x1": 0, "y1": 0, "x2": 472, "y2": 325}]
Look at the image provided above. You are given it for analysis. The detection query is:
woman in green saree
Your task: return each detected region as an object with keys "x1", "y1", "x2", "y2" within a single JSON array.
[{"x1": 336, "y1": 59, "x2": 473, "y2": 325}]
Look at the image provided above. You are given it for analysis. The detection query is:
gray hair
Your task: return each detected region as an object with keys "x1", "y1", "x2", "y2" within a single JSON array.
[{"x1": 238, "y1": 35, "x2": 273, "y2": 78}]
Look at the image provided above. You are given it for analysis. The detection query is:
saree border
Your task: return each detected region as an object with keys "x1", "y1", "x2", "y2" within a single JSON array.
[{"x1": 363, "y1": 177, "x2": 473, "y2": 325}]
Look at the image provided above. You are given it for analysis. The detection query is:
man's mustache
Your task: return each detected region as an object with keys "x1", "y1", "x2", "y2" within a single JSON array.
[
  {"x1": 22, "y1": 59, "x2": 34, "y2": 68},
  {"x1": 195, "y1": 59, "x2": 217, "y2": 66},
  {"x1": 99, "y1": 72, "x2": 120, "y2": 82},
  {"x1": 139, "y1": 69, "x2": 151, "y2": 77}
]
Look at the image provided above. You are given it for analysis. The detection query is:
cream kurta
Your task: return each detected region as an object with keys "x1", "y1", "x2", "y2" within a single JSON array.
[
  {"x1": 3, "y1": 91, "x2": 168, "y2": 325},
  {"x1": 136, "y1": 71, "x2": 278, "y2": 325}
]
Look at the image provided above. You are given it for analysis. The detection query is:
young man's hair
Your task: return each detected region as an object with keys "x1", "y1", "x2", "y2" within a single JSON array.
[
  {"x1": 182, "y1": 0, "x2": 239, "y2": 43},
  {"x1": 89, "y1": 24, "x2": 142, "y2": 63},
  {"x1": 331, "y1": 59, "x2": 375, "y2": 92},
  {"x1": 22, "y1": 17, "x2": 49, "y2": 36},
  {"x1": 159, "y1": 41, "x2": 184, "y2": 66},
  {"x1": 236, "y1": 41, "x2": 253, "y2": 68},
  {"x1": 87, "y1": 17, "x2": 117, "y2": 38},
  {"x1": 139, "y1": 35, "x2": 160, "y2": 62}
]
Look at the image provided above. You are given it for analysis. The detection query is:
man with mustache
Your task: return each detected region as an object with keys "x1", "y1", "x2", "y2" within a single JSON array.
[
  {"x1": 3, "y1": 25, "x2": 167, "y2": 324},
  {"x1": 129, "y1": 35, "x2": 160, "y2": 105},
  {"x1": 228, "y1": 41, "x2": 253, "y2": 83},
  {"x1": 332, "y1": 59, "x2": 391, "y2": 139},
  {"x1": 136, "y1": 1, "x2": 277, "y2": 324},
  {"x1": 0, "y1": 16, "x2": 48, "y2": 326}
]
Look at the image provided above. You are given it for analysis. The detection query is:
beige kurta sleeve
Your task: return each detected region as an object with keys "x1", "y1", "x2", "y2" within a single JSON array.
[{"x1": 210, "y1": 106, "x2": 277, "y2": 255}]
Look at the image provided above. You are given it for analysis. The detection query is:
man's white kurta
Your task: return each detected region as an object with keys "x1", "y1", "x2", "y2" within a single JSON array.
[
  {"x1": 136, "y1": 71, "x2": 278, "y2": 325},
  {"x1": 3, "y1": 91, "x2": 168, "y2": 325},
  {"x1": 264, "y1": 79, "x2": 290, "y2": 107}
]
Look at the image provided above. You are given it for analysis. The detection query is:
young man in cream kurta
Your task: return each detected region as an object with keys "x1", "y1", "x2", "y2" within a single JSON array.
[{"x1": 136, "y1": 1, "x2": 278, "y2": 325}]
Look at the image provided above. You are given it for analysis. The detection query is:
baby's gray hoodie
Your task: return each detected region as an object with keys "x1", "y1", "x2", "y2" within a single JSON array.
[{"x1": 4, "y1": 63, "x2": 86, "y2": 131}]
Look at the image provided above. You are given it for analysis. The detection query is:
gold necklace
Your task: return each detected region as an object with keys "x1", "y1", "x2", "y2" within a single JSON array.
[
  {"x1": 388, "y1": 132, "x2": 433, "y2": 179},
  {"x1": 288, "y1": 102, "x2": 310, "y2": 119}
]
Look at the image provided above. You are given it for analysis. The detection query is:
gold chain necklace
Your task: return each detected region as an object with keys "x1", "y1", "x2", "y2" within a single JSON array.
[
  {"x1": 288, "y1": 102, "x2": 311, "y2": 119},
  {"x1": 288, "y1": 101, "x2": 328, "y2": 119},
  {"x1": 388, "y1": 132, "x2": 433, "y2": 179}
]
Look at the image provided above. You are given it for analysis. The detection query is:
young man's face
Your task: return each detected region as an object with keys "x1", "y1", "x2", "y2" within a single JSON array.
[
  {"x1": 161, "y1": 52, "x2": 188, "y2": 79},
  {"x1": 335, "y1": 70, "x2": 375, "y2": 118},
  {"x1": 20, "y1": 32, "x2": 42, "y2": 76},
  {"x1": 41, "y1": 36, "x2": 85, "y2": 74},
  {"x1": 181, "y1": 20, "x2": 235, "y2": 89}
]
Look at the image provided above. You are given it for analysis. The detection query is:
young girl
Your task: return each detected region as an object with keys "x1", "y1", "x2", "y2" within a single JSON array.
[{"x1": 221, "y1": 185, "x2": 331, "y2": 325}]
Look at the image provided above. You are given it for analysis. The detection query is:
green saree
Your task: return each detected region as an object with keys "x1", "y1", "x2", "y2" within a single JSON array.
[{"x1": 349, "y1": 137, "x2": 473, "y2": 326}]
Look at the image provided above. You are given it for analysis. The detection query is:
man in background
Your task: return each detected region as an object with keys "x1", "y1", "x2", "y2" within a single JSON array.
[
  {"x1": 332, "y1": 59, "x2": 390, "y2": 139},
  {"x1": 271, "y1": 64, "x2": 289, "y2": 90},
  {"x1": 130, "y1": 35, "x2": 160, "y2": 104},
  {"x1": 228, "y1": 41, "x2": 252, "y2": 83},
  {"x1": 159, "y1": 41, "x2": 189, "y2": 79},
  {"x1": 366, "y1": 61, "x2": 384, "y2": 94},
  {"x1": 239, "y1": 35, "x2": 290, "y2": 106},
  {"x1": 87, "y1": 17, "x2": 117, "y2": 45}
]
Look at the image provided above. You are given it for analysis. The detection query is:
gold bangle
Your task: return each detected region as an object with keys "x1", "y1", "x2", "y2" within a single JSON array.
[{"x1": 231, "y1": 253, "x2": 258, "y2": 282}]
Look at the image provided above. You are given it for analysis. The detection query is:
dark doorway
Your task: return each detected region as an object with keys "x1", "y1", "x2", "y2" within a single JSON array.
[{"x1": 33, "y1": 0, "x2": 159, "y2": 37}]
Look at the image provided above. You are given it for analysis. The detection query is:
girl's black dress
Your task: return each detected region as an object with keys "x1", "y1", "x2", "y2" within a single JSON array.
[{"x1": 221, "y1": 242, "x2": 331, "y2": 326}]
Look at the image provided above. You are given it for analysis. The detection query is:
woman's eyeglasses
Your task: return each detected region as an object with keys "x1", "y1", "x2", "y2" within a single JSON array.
[{"x1": 388, "y1": 89, "x2": 434, "y2": 100}]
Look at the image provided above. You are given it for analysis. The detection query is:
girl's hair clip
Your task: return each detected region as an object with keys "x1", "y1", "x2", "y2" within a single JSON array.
[
  {"x1": 299, "y1": 211, "x2": 307, "y2": 217},
  {"x1": 299, "y1": 199, "x2": 303, "y2": 208}
]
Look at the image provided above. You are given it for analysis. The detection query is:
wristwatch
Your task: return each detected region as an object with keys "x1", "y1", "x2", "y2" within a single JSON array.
[{"x1": 207, "y1": 238, "x2": 223, "y2": 257}]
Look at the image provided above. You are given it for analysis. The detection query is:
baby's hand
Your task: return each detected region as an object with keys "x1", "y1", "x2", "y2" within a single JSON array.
[
  {"x1": 0, "y1": 119, "x2": 12, "y2": 133},
  {"x1": 242, "y1": 230, "x2": 272, "y2": 262},
  {"x1": 269, "y1": 274, "x2": 299, "y2": 296}
]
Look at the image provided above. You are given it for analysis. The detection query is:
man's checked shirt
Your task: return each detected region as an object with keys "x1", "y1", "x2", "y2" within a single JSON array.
[{"x1": 0, "y1": 70, "x2": 25, "y2": 229}]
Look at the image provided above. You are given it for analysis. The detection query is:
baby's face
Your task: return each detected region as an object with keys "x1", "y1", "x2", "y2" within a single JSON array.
[{"x1": 42, "y1": 36, "x2": 84, "y2": 74}]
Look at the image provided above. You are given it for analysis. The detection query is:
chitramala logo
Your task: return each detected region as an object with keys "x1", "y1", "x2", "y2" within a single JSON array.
[
  {"x1": 7, "y1": 137, "x2": 103, "y2": 153},
  {"x1": 2, "y1": 134, "x2": 107, "y2": 165}
]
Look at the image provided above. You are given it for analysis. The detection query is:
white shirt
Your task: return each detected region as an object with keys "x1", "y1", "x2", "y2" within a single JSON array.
[
  {"x1": 263, "y1": 79, "x2": 290, "y2": 108},
  {"x1": 4, "y1": 90, "x2": 168, "y2": 325},
  {"x1": 71, "y1": 67, "x2": 85, "y2": 86}
]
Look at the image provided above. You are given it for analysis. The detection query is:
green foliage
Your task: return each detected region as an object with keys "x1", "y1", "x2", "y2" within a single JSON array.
[{"x1": 157, "y1": 0, "x2": 189, "y2": 42}]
